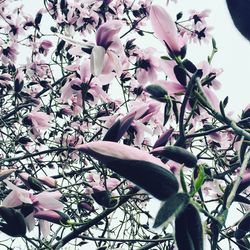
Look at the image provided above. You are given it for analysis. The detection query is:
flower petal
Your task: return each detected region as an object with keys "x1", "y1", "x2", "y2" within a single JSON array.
[{"x1": 90, "y1": 46, "x2": 106, "y2": 76}]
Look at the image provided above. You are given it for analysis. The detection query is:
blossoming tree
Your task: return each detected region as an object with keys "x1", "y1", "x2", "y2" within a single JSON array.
[{"x1": 0, "y1": 0, "x2": 249, "y2": 249}]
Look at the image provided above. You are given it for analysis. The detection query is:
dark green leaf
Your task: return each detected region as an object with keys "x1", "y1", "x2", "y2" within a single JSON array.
[
  {"x1": 145, "y1": 85, "x2": 168, "y2": 102},
  {"x1": 191, "y1": 165, "x2": 205, "y2": 196},
  {"x1": 152, "y1": 146, "x2": 197, "y2": 168},
  {"x1": 174, "y1": 65, "x2": 187, "y2": 86},
  {"x1": 106, "y1": 159, "x2": 179, "y2": 201},
  {"x1": 183, "y1": 59, "x2": 197, "y2": 73},
  {"x1": 0, "y1": 207, "x2": 26, "y2": 237},
  {"x1": 154, "y1": 193, "x2": 189, "y2": 228}
]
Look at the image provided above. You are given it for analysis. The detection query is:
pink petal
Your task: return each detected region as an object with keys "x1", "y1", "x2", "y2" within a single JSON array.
[
  {"x1": 2, "y1": 191, "x2": 23, "y2": 207},
  {"x1": 103, "y1": 50, "x2": 122, "y2": 76},
  {"x1": 39, "y1": 219, "x2": 50, "y2": 237},
  {"x1": 25, "y1": 212, "x2": 36, "y2": 232},
  {"x1": 36, "y1": 191, "x2": 64, "y2": 210},
  {"x1": 156, "y1": 80, "x2": 185, "y2": 95},
  {"x1": 150, "y1": 5, "x2": 185, "y2": 52},
  {"x1": 75, "y1": 141, "x2": 165, "y2": 168}
]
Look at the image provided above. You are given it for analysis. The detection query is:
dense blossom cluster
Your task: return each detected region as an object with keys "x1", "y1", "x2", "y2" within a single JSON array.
[{"x1": 0, "y1": 0, "x2": 249, "y2": 249}]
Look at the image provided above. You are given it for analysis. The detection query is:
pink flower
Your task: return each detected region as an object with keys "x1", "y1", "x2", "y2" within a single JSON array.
[
  {"x1": 34, "y1": 210, "x2": 71, "y2": 225},
  {"x1": 150, "y1": 5, "x2": 186, "y2": 54},
  {"x1": 155, "y1": 80, "x2": 185, "y2": 95},
  {"x1": 38, "y1": 176, "x2": 57, "y2": 188},
  {"x1": 0, "y1": 42, "x2": 19, "y2": 65},
  {"x1": 39, "y1": 40, "x2": 53, "y2": 56},
  {"x1": 198, "y1": 61, "x2": 223, "y2": 90},
  {"x1": 135, "y1": 47, "x2": 159, "y2": 84},
  {"x1": 60, "y1": 60, "x2": 111, "y2": 108},
  {"x1": 3, "y1": 180, "x2": 64, "y2": 237},
  {"x1": 85, "y1": 172, "x2": 120, "y2": 192},
  {"x1": 25, "y1": 111, "x2": 52, "y2": 136},
  {"x1": 91, "y1": 20, "x2": 123, "y2": 76}
]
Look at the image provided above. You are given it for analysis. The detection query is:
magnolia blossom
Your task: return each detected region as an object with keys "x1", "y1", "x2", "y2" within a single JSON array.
[
  {"x1": 38, "y1": 40, "x2": 53, "y2": 56},
  {"x1": 91, "y1": 20, "x2": 123, "y2": 76},
  {"x1": 26, "y1": 111, "x2": 52, "y2": 136},
  {"x1": 0, "y1": 42, "x2": 19, "y2": 65},
  {"x1": 135, "y1": 47, "x2": 160, "y2": 84},
  {"x1": 60, "y1": 60, "x2": 111, "y2": 109},
  {"x1": 150, "y1": 5, "x2": 186, "y2": 54},
  {"x1": 3, "y1": 180, "x2": 63, "y2": 237}
]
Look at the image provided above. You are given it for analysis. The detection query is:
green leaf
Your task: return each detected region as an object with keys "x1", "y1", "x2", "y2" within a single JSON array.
[
  {"x1": 212, "y1": 37, "x2": 217, "y2": 50},
  {"x1": 145, "y1": 85, "x2": 168, "y2": 102},
  {"x1": 152, "y1": 146, "x2": 197, "y2": 168},
  {"x1": 28, "y1": 176, "x2": 44, "y2": 191},
  {"x1": 106, "y1": 159, "x2": 179, "y2": 201},
  {"x1": 180, "y1": 168, "x2": 188, "y2": 193},
  {"x1": 235, "y1": 212, "x2": 250, "y2": 239},
  {"x1": 92, "y1": 190, "x2": 117, "y2": 208},
  {"x1": 182, "y1": 59, "x2": 197, "y2": 74},
  {"x1": 176, "y1": 12, "x2": 183, "y2": 20},
  {"x1": 163, "y1": 98, "x2": 172, "y2": 126},
  {"x1": 174, "y1": 65, "x2": 187, "y2": 86},
  {"x1": 103, "y1": 119, "x2": 121, "y2": 142},
  {"x1": 0, "y1": 207, "x2": 26, "y2": 237},
  {"x1": 239, "y1": 139, "x2": 249, "y2": 165},
  {"x1": 191, "y1": 165, "x2": 205, "y2": 196},
  {"x1": 154, "y1": 193, "x2": 189, "y2": 228}
]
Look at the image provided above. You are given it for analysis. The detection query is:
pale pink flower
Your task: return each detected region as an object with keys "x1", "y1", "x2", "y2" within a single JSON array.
[
  {"x1": 3, "y1": 180, "x2": 63, "y2": 237},
  {"x1": 189, "y1": 9, "x2": 211, "y2": 25},
  {"x1": 38, "y1": 176, "x2": 57, "y2": 188},
  {"x1": 91, "y1": 20, "x2": 123, "y2": 76},
  {"x1": 156, "y1": 80, "x2": 185, "y2": 95},
  {"x1": 27, "y1": 111, "x2": 52, "y2": 132},
  {"x1": 0, "y1": 42, "x2": 19, "y2": 65},
  {"x1": 135, "y1": 47, "x2": 160, "y2": 84},
  {"x1": 39, "y1": 40, "x2": 53, "y2": 56},
  {"x1": 76, "y1": 141, "x2": 166, "y2": 168},
  {"x1": 150, "y1": 5, "x2": 186, "y2": 54},
  {"x1": 198, "y1": 61, "x2": 223, "y2": 90},
  {"x1": 85, "y1": 172, "x2": 120, "y2": 192}
]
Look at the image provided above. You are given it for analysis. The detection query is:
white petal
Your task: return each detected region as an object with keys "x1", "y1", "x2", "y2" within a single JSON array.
[{"x1": 90, "y1": 46, "x2": 106, "y2": 76}]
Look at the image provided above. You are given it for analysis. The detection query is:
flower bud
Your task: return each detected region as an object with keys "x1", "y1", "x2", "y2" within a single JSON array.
[
  {"x1": 76, "y1": 141, "x2": 179, "y2": 200},
  {"x1": 38, "y1": 176, "x2": 57, "y2": 188},
  {"x1": 34, "y1": 210, "x2": 72, "y2": 225},
  {"x1": 78, "y1": 201, "x2": 95, "y2": 212}
]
